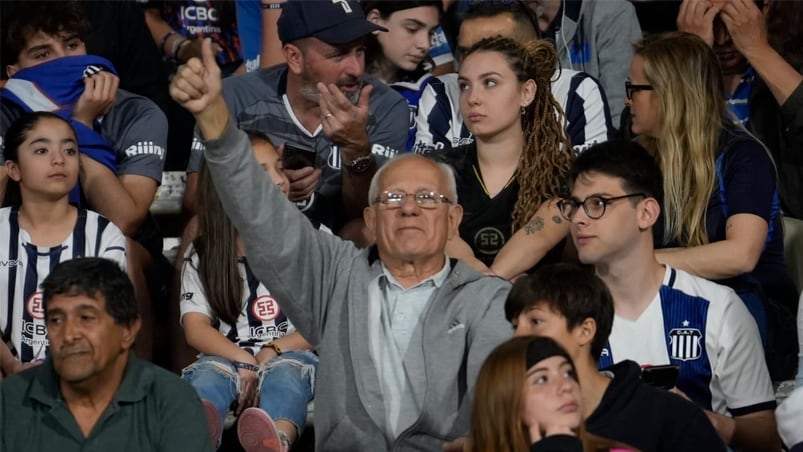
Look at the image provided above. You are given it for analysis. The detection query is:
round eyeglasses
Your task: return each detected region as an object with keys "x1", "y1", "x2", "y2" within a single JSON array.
[{"x1": 557, "y1": 193, "x2": 646, "y2": 221}]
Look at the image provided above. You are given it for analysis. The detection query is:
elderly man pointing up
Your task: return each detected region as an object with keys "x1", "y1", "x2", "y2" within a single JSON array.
[{"x1": 169, "y1": 34, "x2": 512, "y2": 451}]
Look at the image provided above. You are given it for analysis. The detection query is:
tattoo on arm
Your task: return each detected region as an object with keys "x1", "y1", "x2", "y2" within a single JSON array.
[
  {"x1": 525, "y1": 216, "x2": 545, "y2": 234},
  {"x1": 552, "y1": 215, "x2": 562, "y2": 224}
]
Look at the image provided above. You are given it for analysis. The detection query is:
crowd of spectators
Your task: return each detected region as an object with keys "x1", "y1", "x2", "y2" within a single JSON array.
[{"x1": 1, "y1": 1, "x2": 802, "y2": 451}]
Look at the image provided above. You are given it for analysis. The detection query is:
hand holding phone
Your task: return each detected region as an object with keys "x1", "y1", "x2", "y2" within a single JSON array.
[
  {"x1": 641, "y1": 364, "x2": 680, "y2": 390},
  {"x1": 282, "y1": 144, "x2": 317, "y2": 170}
]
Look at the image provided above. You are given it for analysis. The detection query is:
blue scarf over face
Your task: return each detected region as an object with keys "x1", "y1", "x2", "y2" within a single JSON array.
[{"x1": 1, "y1": 55, "x2": 119, "y2": 204}]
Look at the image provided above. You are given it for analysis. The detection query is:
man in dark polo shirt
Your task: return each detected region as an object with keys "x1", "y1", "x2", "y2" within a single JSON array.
[{"x1": 0, "y1": 258, "x2": 212, "y2": 452}]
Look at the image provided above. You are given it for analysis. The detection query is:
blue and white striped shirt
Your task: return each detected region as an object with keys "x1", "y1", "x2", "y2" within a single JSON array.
[{"x1": 0, "y1": 207, "x2": 127, "y2": 363}]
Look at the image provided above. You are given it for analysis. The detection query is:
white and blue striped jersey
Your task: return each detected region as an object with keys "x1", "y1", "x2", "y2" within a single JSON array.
[
  {"x1": 599, "y1": 266, "x2": 775, "y2": 417},
  {"x1": 412, "y1": 68, "x2": 613, "y2": 154},
  {"x1": 0, "y1": 207, "x2": 127, "y2": 363},
  {"x1": 550, "y1": 68, "x2": 614, "y2": 153},
  {"x1": 180, "y1": 244, "x2": 296, "y2": 357},
  {"x1": 391, "y1": 73, "x2": 435, "y2": 151}
]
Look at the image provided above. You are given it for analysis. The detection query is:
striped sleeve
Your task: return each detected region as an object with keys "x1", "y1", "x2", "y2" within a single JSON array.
[
  {"x1": 561, "y1": 72, "x2": 613, "y2": 153},
  {"x1": 88, "y1": 211, "x2": 128, "y2": 271},
  {"x1": 413, "y1": 74, "x2": 464, "y2": 153}
]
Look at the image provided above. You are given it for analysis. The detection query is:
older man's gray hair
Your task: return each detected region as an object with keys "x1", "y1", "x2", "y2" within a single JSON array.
[{"x1": 367, "y1": 154, "x2": 458, "y2": 206}]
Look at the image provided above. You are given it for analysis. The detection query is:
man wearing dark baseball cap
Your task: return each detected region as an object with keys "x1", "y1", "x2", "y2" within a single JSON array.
[
  {"x1": 277, "y1": 0, "x2": 387, "y2": 44},
  {"x1": 184, "y1": 0, "x2": 408, "y2": 243}
]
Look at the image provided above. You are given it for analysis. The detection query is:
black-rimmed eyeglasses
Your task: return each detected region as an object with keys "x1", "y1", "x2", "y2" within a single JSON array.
[
  {"x1": 373, "y1": 191, "x2": 452, "y2": 209},
  {"x1": 557, "y1": 193, "x2": 647, "y2": 221},
  {"x1": 625, "y1": 81, "x2": 653, "y2": 100}
]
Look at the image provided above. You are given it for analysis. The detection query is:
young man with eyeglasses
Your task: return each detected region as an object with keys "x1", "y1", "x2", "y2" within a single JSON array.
[
  {"x1": 169, "y1": 38, "x2": 513, "y2": 451},
  {"x1": 558, "y1": 140, "x2": 779, "y2": 450}
]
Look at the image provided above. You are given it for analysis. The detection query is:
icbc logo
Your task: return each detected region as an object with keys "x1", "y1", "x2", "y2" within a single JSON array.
[
  {"x1": 180, "y1": 5, "x2": 218, "y2": 21},
  {"x1": 252, "y1": 295, "x2": 280, "y2": 322},
  {"x1": 26, "y1": 292, "x2": 45, "y2": 320},
  {"x1": 22, "y1": 321, "x2": 47, "y2": 336}
]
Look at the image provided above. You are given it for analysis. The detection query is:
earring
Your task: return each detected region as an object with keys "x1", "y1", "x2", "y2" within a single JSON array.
[{"x1": 521, "y1": 107, "x2": 526, "y2": 116}]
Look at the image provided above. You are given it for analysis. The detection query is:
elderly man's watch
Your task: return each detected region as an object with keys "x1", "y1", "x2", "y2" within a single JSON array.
[{"x1": 344, "y1": 153, "x2": 374, "y2": 174}]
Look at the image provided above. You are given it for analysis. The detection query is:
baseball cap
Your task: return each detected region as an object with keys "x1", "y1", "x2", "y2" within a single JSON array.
[{"x1": 278, "y1": 0, "x2": 388, "y2": 45}]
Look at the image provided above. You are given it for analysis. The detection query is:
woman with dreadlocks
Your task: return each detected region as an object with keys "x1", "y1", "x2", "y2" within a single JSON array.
[{"x1": 434, "y1": 36, "x2": 573, "y2": 278}]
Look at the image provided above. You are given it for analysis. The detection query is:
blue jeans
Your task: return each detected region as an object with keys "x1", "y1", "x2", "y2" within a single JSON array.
[{"x1": 182, "y1": 350, "x2": 318, "y2": 441}]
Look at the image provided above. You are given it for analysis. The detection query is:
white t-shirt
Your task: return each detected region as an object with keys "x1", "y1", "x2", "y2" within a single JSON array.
[
  {"x1": 602, "y1": 266, "x2": 775, "y2": 416},
  {"x1": 0, "y1": 207, "x2": 127, "y2": 363},
  {"x1": 180, "y1": 244, "x2": 295, "y2": 355}
]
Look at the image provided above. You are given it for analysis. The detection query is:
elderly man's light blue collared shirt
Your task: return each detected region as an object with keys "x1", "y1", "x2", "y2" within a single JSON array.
[{"x1": 368, "y1": 256, "x2": 451, "y2": 441}]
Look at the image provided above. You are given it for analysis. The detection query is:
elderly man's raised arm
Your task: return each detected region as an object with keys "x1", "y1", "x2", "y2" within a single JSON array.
[{"x1": 170, "y1": 39, "x2": 356, "y2": 344}]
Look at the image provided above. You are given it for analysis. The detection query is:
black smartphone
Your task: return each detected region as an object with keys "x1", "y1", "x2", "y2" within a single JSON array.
[
  {"x1": 641, "y1": 364, "x2": 680, "y2": 390},
  {"x1": 282, "y1": 144, "x2": 317, "y2": 170}
]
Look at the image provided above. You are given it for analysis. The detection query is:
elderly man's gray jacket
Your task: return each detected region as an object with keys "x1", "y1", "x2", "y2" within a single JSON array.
[{"x1": 202, "y1": 121, "x2": 512, "y2": 451}]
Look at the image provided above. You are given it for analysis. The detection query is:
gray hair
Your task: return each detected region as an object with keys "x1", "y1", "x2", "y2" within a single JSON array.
[{"x1": 367, "y1": 153, "x2": 458, "y2": 206}]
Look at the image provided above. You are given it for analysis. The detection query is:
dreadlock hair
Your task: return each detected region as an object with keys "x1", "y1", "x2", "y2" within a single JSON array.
[{"x1": 462, "y1": 36, "x2": 572, "y2": 231}]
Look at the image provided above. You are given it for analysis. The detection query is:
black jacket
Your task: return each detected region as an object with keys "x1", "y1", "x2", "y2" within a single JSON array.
[
  {"x1": 748, "y1": 71, "x2": 803, "y2": 219},
  {"x1": 530, "y1": 435, "x2": 583, "y2": 452},
  {"x1": 586, "y1": 361, "x2": 726, "y2": 452}
]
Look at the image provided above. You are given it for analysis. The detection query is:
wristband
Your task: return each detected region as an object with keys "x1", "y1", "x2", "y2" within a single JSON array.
[
  {"x1": 172, "y1": 38, "x2": 192, "y2": 62},
  {"x1": 232, "y1": 361, "x2": 259, "y2": 372},
  {"x1": 159, "y1": 31, "x2": 177, "y2": 56},
  {"x1": 261, "y1": 2, "x2": 283, "y2": 9},
  {"x1": 261, "y1": 341, "x2": 283, "y2": 356}
]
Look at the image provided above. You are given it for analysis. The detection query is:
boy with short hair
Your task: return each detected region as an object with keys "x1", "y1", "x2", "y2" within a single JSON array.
[{"x1": 507, "y1": 263, "x2": 725, "y2": 451}]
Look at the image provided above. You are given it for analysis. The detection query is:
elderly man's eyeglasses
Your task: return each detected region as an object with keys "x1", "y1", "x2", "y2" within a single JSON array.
[
  {"x1": 557, "y1": 193, "x2": 646, "y2": 221},
  {"x1": 625, "y1": 81, "x2": 653, "y2": 100},
  {"x1": 374, "y1": 191, "x2": 452, "y2": 209}
]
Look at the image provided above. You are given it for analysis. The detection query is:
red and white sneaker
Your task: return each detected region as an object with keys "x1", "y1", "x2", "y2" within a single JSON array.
[
  {"x1": 202, "y1": 400, "x2": 223, "y2": 449},
  {"x1": 237, "y1": 407, "x2": 286, "y2": 452}
]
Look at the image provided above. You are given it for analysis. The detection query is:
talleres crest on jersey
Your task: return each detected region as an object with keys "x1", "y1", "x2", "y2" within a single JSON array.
[{"x1": 668, "y1": 320, "x2": 703, "y2": 361}]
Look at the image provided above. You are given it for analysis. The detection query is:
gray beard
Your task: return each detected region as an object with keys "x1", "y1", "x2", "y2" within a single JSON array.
[
  {"x1": 299, "y1": 79, "x2": 361, "y2": 105},
  {"x1": 299, "y1": 82, "x2": 321, "y2": 104},
  {"x1": 345, "y1": 89, "x2": 360, "y2": 105}
]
